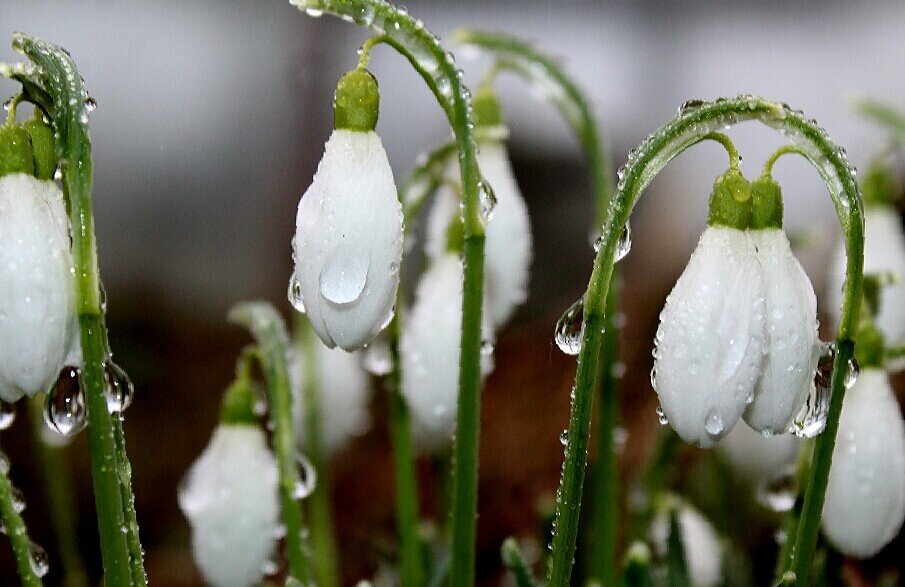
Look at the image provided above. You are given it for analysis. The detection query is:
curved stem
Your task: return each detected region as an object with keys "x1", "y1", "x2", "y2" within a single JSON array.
[
  {"x1": 294, "y1": 315, "x2": 340, "y2": 587},
  {"x1": 0, "y1": 451, "x2": 42, "y2": 586},
  {"x1": 12, "y1": 33, "x2": 137, "y2": 584},
  {"x1": 547, "y1": 96, "x2": 863, "y2": 585},
  {"x1": 453, "y1": 29, "x2": 624, "y2": 584},
  {"x1": 229, "y1": 302, "x2": 311, "y2": 584},
  {"x1": 762, "y1": 145, "x2": 810, "y2": 176},
  {"x1": 292, "y1": 3, "x2": 487, "y2": 583},
  {"x1": 4, "y1": 92, "x2": 23, "y2": 125}
]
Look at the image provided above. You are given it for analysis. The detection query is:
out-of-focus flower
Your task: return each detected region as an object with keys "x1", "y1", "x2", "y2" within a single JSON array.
[
  {"x1": 178, "y1": 424, "x2": 280, "y2": 587},
  {"x1": 291, "y1": 69, "x2": 403, "y2": 351},
  {"x1": 650, "y1": 504, "x2": 722, "y2": 587},
  {"x1": 401, "y1": 254, "x2": 493, "y2": 451},
  {"x1": 822, "y1": 368, "x2": 905, "y2": 558},
  {"x1": 289, "y1": 341, "x2": 370, "y2": 458},
  {"x1": 716, "y1": 420, "x2": 800, "y2": 484},
  {"x1": 0, "y1": 122, "x2": 80, "y2": 403}
]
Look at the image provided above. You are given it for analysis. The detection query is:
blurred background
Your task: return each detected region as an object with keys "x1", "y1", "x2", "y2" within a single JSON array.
[{"x1": 1, "y1": 1, "x2": 904, "y2": 585}]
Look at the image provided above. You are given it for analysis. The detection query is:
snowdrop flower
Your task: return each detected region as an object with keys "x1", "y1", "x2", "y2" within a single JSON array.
[
  {"x1": 716, "y1": 420, "x2": 800, "y2": 484},
  {"x1": 650, "y1": 504, "x2": 722, "y2": 587},
  {"x1": 743, "y1": 177, "x2": 819, "y2": 435},
  {"x1": 425, "y1": 87, "x2": 532, "y2": 329},
  {"x1": 289, "y1": 341, "x2": 370, "y2": 457},
  {"x1": 0, "y1": 122, "x2": 80, "y2": 404},
  {"x1": 291, "y1": 68, "x2": 403, "y2": 351},
  {"x1": 401, "y1": 254, "x2": 493, "y2": 451},
  {"x1": 179, "y1": 379, "x2": 279, "y2": 587},
  {"x1": 653, "y1": 168, "x2": 767, "y2": 448},
  {"x1": 822, "y1": 368, "x2": 905, "y2": 558}
]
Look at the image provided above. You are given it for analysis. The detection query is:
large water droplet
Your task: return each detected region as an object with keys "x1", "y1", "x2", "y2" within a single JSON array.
[
  {"x1": 704, "y1": 407, "x2": 724, "y2": 437},
  {"x1": 103, "y1": 361, "x2": 134, "y2": 413},
  {"x1": 594, "y1": 221, "x2": 633, "y2": 262},
  {"x1": 755, "y1": 468, "x2": 796, "y2": 512},
  {"x1": 85, "y1": 97, "x2": 97, "y2": 112},
  {"x1": 0, "y1": 400, "x2": 15, "y2": 430},
  {"x1": 554, "y1": 299, "x2": 585, "y2": 355},
  {"x1": 477, "y1": 179, "x2": 497, "y2": 223},
  {"x1": 844, "y1": 356, "x2": 859, "y2": 389},
  {"x1": 294, "y1": 454, "x2": 318, "y2": 500},
  {"x1": 287, "y1": 271, "x2": 305, "y2": 313},
  {"x1": 559, "y1": 429, "x2": 569, "y2": 446},
  {"x1": 319, "y1": 252, "x2": 369, "y2": 305},
  {"x1": 28, "y1": 542, "x2": 49, "y2": 577},
  {"x1": 43, "y1": 367, "x2": 87, "y2": 437},
  {"x1": 790, "y1": 341, "x2": 834, "y2": 438}
]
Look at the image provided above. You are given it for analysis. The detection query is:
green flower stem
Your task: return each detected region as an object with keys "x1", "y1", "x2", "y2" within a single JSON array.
[
  {"x1": 292, "y1": 2, "x2": 487, "y2": 583},
  {"x1": 111, "y1": 414, "x2": 147, "y2": 587},
  {"x1": 229, "y1": 302, "x2": 311, "y2": 584},
  {"x1": 453, "y1": 30, "x2": 623, "y2": 584},
  {"x1": 545, "y1": 96, "x2": 863, "y2": 585},
  {"x1": 27, "y1": 398, "x2": 89, "y2": 587},
  {"x1": 9, "y1": 34, "x2": 139, "y2": 584},
  {"x1": 385, "y1": 296, "x2": 426, "y2": 587},
  {"x1": 500, "y1": 537, "x2": 537, "y2": 587},
  {"x1": 773, "y1": 439, "x2": 812, "y2": 582},
  {"x1": 0, "y1": 451, "x2": 42, "y2": 586},
  {"x1": 294, "y1": 315, "x2": 340, "y2": 587}
]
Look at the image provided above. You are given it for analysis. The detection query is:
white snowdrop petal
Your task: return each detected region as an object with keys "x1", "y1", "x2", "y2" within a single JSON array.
[
  {"x1": 716, "y1": 420, "x2": 800, "y2": 483},
  {"x1": 401, "y1": 254, "x2": 493, "y2": 452},
  {"x1": 829, "y1": 207, "x2": 905, "y2": 344},
  {"x1": 822, "y1": 369, "x2": 905, "y2": 558},
  {"x1": 0, "y1": 174, "x2": 79, "y2": 402},
  {"x1": 290, "y1": 343, "x2": 371, "y2": 457},
  {"x1": 654, "y1": 226, "x2": 766, "y2": 448},
  {"x1": 650, "y1": 507, "x2": 722, "y2": 587},
  {"x1": 293, "y1": 130, "x2": 403, "y2": 351},
  {"x1": 426, "y1": 141, "x2": 532, "y2": 329},
  {"x1": 179, "y1": 425, "x2": 280, "y2": 587},
  {"x1": 745, "y1": 229, "x2": 819, "y2": 434}
]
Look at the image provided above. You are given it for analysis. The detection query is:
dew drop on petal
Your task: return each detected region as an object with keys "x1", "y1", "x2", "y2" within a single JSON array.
[
  {"x1": 287, "y1": 271, "x2": 306, "y2": 313},
  {"x1": 656, "y1": 405, "x2": 669, "y2": 426},
  {"x1": 43, "y1": 367, "x2": 87, "y2": 437},
  {"x1": 319, "y1": 252, "x2": 370, "y2": 305},
  {"x1": 704, "y1": 407, "x2": 724, "y2": 437},
  {"x1": 554, "y1": 299, "x2": 585, "y2": 356}
]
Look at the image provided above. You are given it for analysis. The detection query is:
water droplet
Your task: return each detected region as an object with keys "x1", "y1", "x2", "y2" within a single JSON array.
[
  {"x1": 319, "y1": 252, "x2": 369, "y2": 305},
  {"x1": 294, "y1": 454, "x2": 317, "y2": 500},
  {"x1": 0, "y1": 400, "x2": 15, "y2": 430},
  {"x1": 362, "y1": 340, "x2": 392, "y2": 376},
  {"x1": 755, "y1": 468, "x2": 796, "y2": 512},
  {"x1": 790, "y1": 341, "x2": 834, "y2": 438},
  {"x1": 679, "y1": 99, "x2": 705, "y2": 113},
  {"x1": 480, "y1": 339, "x2": 494, "y2": 356},
  {"x1": 844, "y1": 357, "x2": 859, "y2": 389},
  {"x1": 304, "y1": 7, "x2": 324, "y2": 17},
  {"x1": 704, "y1": 408, "x2": 724, "y2": 437},
  {"x1": 656, "y1": 406, "x2": 669, "y2": 426},
  {"x1": 477, "y1": 179, "x2": 497, "y2": 224},
  {"x1": 11, "y1": 486, "x2": 25, "y2": 513},
  {"x1": 559, "y1": 429, "x2": 569, "y2": 446},
  {"x1": 287, "y1": 271, "x2": 305, "y2": 313},
  {"x1": 99, "y1": 279, "x2": 108, "y2": 312},
  {"x1": 44, "y1": 367, "x2": 87, "y2": 437},
  {"x1": 554, "y1": 299, "x2": 584, "y2": 355},
  {"x1": 85, "y1": 97, "x2": 97, "y2": 112},
  {"x1": 28, "y1": 542, "x2": 49, "y2": 578},
  {"x1": 103, "y1": 361, "x2": 134, "y2": 413}
]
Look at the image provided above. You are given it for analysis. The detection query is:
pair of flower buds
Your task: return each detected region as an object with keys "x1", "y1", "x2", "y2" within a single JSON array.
[
  {"x1": 289, "y1": 68, "x2": 532, "y2": 448},
  {"x1": 0, "y1": 108, "x2": 81, "y2": 406}
]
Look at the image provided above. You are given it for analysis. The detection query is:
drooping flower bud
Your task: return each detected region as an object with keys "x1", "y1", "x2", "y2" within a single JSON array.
[
  {"x1": 822, "y1": 368, "x2": 905, "y2": 558},
  {"x1": 425, "y1": 88, "x2": 532, "y2": 329},
  {"x1": 289, "y1": 342, "x2": 370, "y2": 458},
  {"x1": 0, "y1": 137, "x2": 80, "y2": 403},
  {"x1": 291, "y1": 68, "x2": 403, "y2": 351},
  {"x1": 178, "y1": 424, "x2": 280, "y2": 587},
  {"x1": 650, "y1": 504, "x2": 722, "y2": 587},
  {"x1": 401, "y1": 254, "x2": 494, "y2": 451},
  {"x1": 744, "y1": 176, "x2": 820, "y2": 435},
  {"x1": 653, "y1": 169, "x2": 766, "y2": 447}
]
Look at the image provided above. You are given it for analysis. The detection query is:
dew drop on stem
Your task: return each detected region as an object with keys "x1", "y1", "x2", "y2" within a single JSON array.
[
  {"x1": 593, "y1": 220, "x2": 632, "y2": 263},
  {"x1": 0, "y1": 399, "x2": 15, "y2": 430},
  {"x1": 790, "y1": 341, "x2": 835, "y2": 438},
  {"x1": 43, "y1": 366, "x2": 87, "y2": 437},
  {"x1": 103, "y1": 360, "x2": 134, "y2": 413},
  {"x1": 28, "y1": 542, "x2": 49, "y2": 578},
  {"x1": 477, "y1": 178, "x2": 497, "y2": 224},
  {"x1": 554, "y1": 299, "x2": 585, "y2": 356},
  {"x1": 294, "y1": 454, "x2": 318, "y2": 500}
]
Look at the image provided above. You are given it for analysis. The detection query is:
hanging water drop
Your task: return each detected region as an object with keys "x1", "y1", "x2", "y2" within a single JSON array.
[
  {"x1": 477, "y1": 178, "x2": 497, "y2": 223},
  {"x1": 28, "y1": 542, "x2": 49, "y2": 578},
  {"x1": 103, "y1": 361, "x2": 134, "y2": 413},
  {"x1": 559, "y1": 429, "x2": 569, "y2": 446},
  {"x1": 294, "y1": 454, "x2": 318, "y2": 500},
  {"x1": 755, "y1": 468, "x2": 796, "y2": 512},
  {"x1": 480, "y1": 339, "x2": 494, "y2": 357},
  {"x1": 704, "y1": 407, "x2": 724, "y2": 437},
  {"x1": 43, "y1": 366, "x2": 87, "y2": 437},
  {"x1": 287, "y1": 271, "x2": 306, "y2": 313},
  {"x1": 656, "y1": 406, "x2": 669, "y2": 426},
  {"x1": 554, "y1": 299, "x2": 584, "y2": 355},
  {"x1": 843, "y1": 356, "x2": 859, "y2": 389},
  {"x1": 362, "y1": 339, "x2": 392, "y2": 376},
  {"x1": 0, "y1": 400, "x2": 15, "y2": 430},
  {"x1": 614, "y1": 220, "x2": 632, "y2": 261},
  {"x1": 790, "y1": 341, "x2": 834, "y2": 438},
  {"x1": 84, "y1": 97, "x2": 97, "y2": 112},
  {"x1": 10, "y1": 486, "x2": 25, "y2": 513}
]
